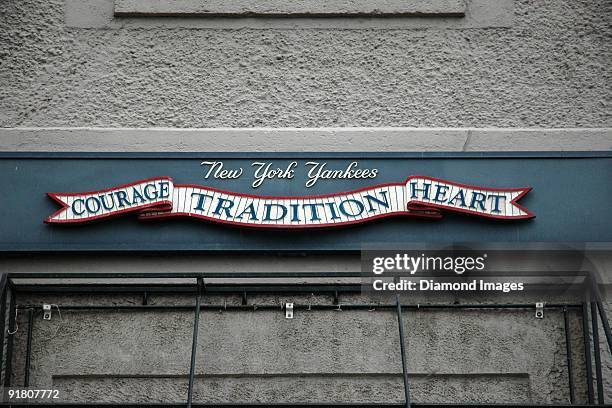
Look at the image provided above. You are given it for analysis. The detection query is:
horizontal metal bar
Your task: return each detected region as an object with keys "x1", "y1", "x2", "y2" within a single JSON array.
[
  {"x1": 16, "y1": 303, "x2": 583, "y2": 312},
  {"x1": 7, "y1": 272, "x2": 366, "y2": 279},
  {"x1": 13, "y1": 285, "x2": 588, "y2": 298},
  {"x1": 6, "y1": 270, "x2": 592, "y2": 280},
  {"x1": 12, "y1": 283, "x2": 364, "y2": 295}
]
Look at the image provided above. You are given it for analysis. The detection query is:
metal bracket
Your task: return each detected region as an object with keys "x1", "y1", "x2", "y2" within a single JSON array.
[
  {"x1": 42, "y1": 304, "x2": 52, "y2": 320},
  {"x1": 535, "y1": 302, "x2": 545, "y2": 319},
  {"x1": 285, "y1": 302, "x2": 294, "y2": 319}
]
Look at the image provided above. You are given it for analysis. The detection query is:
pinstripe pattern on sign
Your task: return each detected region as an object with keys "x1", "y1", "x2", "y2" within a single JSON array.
[
  {"x1": 47, "y1": 176, "x2": 534, "y2": 225},
  {"x1": 45, "y1": 177, "x2": 173, "y2": 224},
  {"x1": 140, "y1": 184, "x2": 402, "y2": 227}
]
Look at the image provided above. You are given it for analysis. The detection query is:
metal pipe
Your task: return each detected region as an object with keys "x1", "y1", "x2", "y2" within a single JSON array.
[
  {"x1": 8, "y1": 271, "x2": 367, "y2": 279},
  {"x1": 589, "y1": 275, "x2": 612, "y2": 357},
  {"x1": 13, "y1": 282, "x2": 364, "y2": 291},
  {"x1": 0, "y1": 273, "x2": 8, "y2": 385},
  {"x1": 7, "y1": 270, "x2": 589, "y2": 279},
  {"x1": 596, "y1": 300, "x2": 612, "y2": 355},
  {"x1": 16, "y1": 303, "x2": 583, "y2": 312},
  {"x1": 395, "y1": 294, "x2": 411, "y2": 408},
  {"x1": 187, "y1": 278, "x2": 203, "y2": 408},
  {"x1": 4, "y1": 286, "x2": 16, "y2": 388},
  {"x1": 590, "y1": 301, "x2": 604, "y2": 404},
  {"x1": 11, "y1": 282, "x2": 585, "y2": 296},
  {"x1": 562, "y1": 306, "x2": 574, "y2": 404},
  {"x1": 24, "y1": 307, "x2": 34, "y2": 387},
  {"x1": 581, "y1": 302, "x2": 594, "y2": 404},
  {"x1": 12, "y1": 283, "x2": 365, "y2": 297}
]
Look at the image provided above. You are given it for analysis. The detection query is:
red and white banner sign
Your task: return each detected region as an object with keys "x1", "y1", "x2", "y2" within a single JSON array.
[{"x1": 46, "y1": 176, "x2": 534, "y2": 227}]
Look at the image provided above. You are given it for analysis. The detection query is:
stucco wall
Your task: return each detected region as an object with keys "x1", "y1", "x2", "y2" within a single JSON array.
[
  {"x1": 0, "y1": 0, "x2": 611, "y2": 128},
  {"x1": 1, "y1": 253, "x2": 610, "y2": 404},
  {"x1": 5, "y1": 291, "x2": 590, "y2": 404},
  {"x1": 0, "y1": 0, "x2": 611, "y2": 405}
]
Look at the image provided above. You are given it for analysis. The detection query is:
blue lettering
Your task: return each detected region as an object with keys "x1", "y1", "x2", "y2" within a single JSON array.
[
  {"x1": 72, "y1": 199, "x2": 85, "y2": 216},
  {"x1": 302, "y1": 203, "x2": 325, "y2": 222},
  {"x1": 115, "y1": 190, "x2": 130, "y2": 208},
  {"x1": 85, "y1": 197, "x2": 100, "y2": 214},
  {"x1": 469, "y1": 192, "x2": 487, "y2": 211},
  {"x1": 191, "y1": 193, "x2": 214, "y2": 212},
  {"x1": 263, "y1": 203, "x2": 288, "y2": 221},
  {"x1": 235, "y1": 203, "x2": 258, "y2": 221},
  {"x1": 97, "y1": 194, "x2": 115, "y2": 211},
  {"x1": 326, "y1": 202, "x2": 341, "y2": 220},
  {"x1": 290, "y1": 204, "x2": 300, "y2": 222},
  {"x1": 339, "y1": 199, "x2": 365, "y2": 217},
  {"x1": 158, "y1": 181, "x2": 170, "y2": 199},
  {"x1": 410, "y1": 182, "x2": 431, "y2": 200},
  {"x1": 432, "y1": 184, "x2": 450, "y2": 203},
  {"x1": 364, "y1": 191, "x2": 389, "y2": 212},
  {"x1": 213, "y1": 198, "x2": 235, "y2": 217},
  {"x1": 132, "y1": 187, "x2": 145, "y2": 205},
  {"x1": 143, "y1": 183, "x2": 158, "y2": 200},
  {"x1": 448, "y1": 189, "x2": 467, "y2": 208},
  {"x1": 487, "y1": 194, "x2": 505, "y2": 213}
]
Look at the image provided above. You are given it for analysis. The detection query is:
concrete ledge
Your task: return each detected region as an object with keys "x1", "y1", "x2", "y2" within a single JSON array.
[
  {"x1": 114, "y1": 0, "x2": 466, "y2": 17},
  {"x1": 0, "y1": 127, "x2": 610, "y2": 152},
  {"x1": 66, "y1": 0, "x2": 513, "y2": 29}
]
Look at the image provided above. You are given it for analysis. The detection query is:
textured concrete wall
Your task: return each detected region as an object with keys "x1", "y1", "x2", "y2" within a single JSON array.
[
  {"x1": 6, "y1": 291, "x2": 594, "y2": 404},
  {"x1": 1, "y1": 0, "x2": 611, "y2": 405},
  {"x1": 2, "y1": 253, "x2": 611, "y2": 404},
  {"x1": 0, "y1": 0, "x2": 610, "y2": 128}
]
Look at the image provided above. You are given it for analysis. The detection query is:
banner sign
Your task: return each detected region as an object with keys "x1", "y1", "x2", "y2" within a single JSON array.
[
  {"x1": 46, "y1": 176, "x2": 534, "y2": 227},
  {"x1": 2, "y1": 152, "x2": 610, "y2": 251}
]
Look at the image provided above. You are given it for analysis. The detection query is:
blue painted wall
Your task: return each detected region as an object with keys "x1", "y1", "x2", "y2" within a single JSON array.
[{"x1": 1, "y1": 153, "x2": 610, "y2": 251}]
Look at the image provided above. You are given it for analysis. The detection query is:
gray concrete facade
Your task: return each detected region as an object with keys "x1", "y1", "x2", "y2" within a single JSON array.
[
  {"x1": 1, "y1": 0, "x2": 611, "y2": 405},
  {"x1": 1, "y1": 0, "x2": 610, "y2": 128},
  {"x1": 0, "y1": 134, "x2": 610, "y2": 405},
  {"x1": 1, "y1": 127, "x2": 612, "y2": 152}
]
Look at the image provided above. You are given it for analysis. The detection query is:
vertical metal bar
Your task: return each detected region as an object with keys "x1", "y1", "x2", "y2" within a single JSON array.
[
  {"x1": 4, "y1": 287, "x2": 16, "y2": 388},
  {"x1": 395, "y1": 294, "x2": 411, "y2": 408},
  {"x1": 590, "y1": 301, "x2": 604, "y2": 404},
  {"x1": 563, "y1": 306, "x2": 575, "y2": 404},
  {"x1": 186, "y1": 278, "x2": 203, "y2": 408},
  {"x1": 0, "y1": 273, "x2": 8, "y2": 386},
  {"x1": 591, "y1": 272, "x2": 612, "y2": 356},
  {"x1": 581, "y1": 302, "x2": 594, "y2": 404},
  {"x1": 24, "y1": 308, "x2": 34, "y2": 387},
  {"x1": 596, "y1": 300, "x2": 612, "y2": 355}
]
